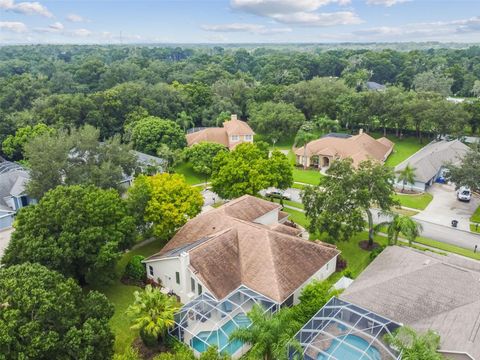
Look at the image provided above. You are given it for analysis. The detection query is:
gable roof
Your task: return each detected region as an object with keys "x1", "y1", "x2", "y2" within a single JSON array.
[
  {"x1": 186, "y1": 128, "x2": 229, "y2": 148},
  {"x1": 366, "y1": 81, "x2": 386, "y2": 91},
  {"x1": 145, "y1": 195, "x2": 339, "y2": 303},
  {"x1": 295, "y1": 132, "x2": 394, "y2": 166},
  {"x1": 223, "y1": 118, "x2": 255, "y2": 136},
  {"x1": 394, "y1": 140, "x2": 470, "y2": 183},
  {"x1": 0, "y1": 161, "x2": 29, "y2": 212},
  {"x1": 341, "y1": 246, "x2": 480, "y2": 359}
]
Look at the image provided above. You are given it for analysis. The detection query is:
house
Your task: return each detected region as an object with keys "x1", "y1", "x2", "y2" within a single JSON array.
[
  {"x1": 294, "y1": 131, "x2": 394, "y2": 169},
  {"x1": 394, "y1": 139, "x2": 470, "y2": 192},
  {"x1": 341, "y1": 246, "x2": 480, "y2": 360},
  {"x1": 0, "y1": 160, "x2": 34, "y2": 230},
  {"x1": 119, "y1": 150, "x2": 165, "y2": 188},
  {"x1": 186, "y1": 115, "x2": 255, "y2": 150},
  {"x1": 366, "y1": 81, "x2": 386, "y2": 91},
  {"x1": 144, "y1": 195, "x2": 339, "y2": 358}
]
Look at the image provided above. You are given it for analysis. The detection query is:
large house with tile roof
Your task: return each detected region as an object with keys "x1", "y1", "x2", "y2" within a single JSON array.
[
  {"x1": 186, "y1": 115, "x2": 255, "y2": 150},
  {"x1": 143, "y1": 195, "x2": 339, "y2": 305}
]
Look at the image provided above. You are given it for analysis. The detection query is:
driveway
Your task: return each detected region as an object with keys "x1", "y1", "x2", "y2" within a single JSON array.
[
  {"x1": 413, "y1": 183, "x2": 479, "y2": 231},
  {"x1": 0, "y1": 227, "x2": 13, "y2": 260}
]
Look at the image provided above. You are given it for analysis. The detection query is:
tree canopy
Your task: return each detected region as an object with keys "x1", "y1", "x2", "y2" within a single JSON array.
[
  {"x1": 2, "y1": 185, "x2": 136, "y2": 285},
  {"x1": 211, "y1": 143, "x2": 293, "y2": 199},
  {"x1": 446, "y1": 143, "x2": 480, "y2": 192},
  {"x1": 2, "y1": 123, "x2": 55, "y2": 160},
  {"x1": 184, "y1": 142, "x2": 227, "y2": 179},
  {"x1": 0, "y1": 263, "x2": 115, "y2": 359},
  {"x1": 302, "y1": 159, "x2": 397, "y2": 246}
]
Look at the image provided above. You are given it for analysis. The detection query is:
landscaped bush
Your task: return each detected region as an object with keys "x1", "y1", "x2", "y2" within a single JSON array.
[
  {"x1": 336, "y1": 254, "x2": 347, "y2": 271},
  {"x1": 124, "y1": 255, "x2": 146, "y2": 283},
  {"x1": 369, "y1": 245, "x2": 386, "y2": 261}
]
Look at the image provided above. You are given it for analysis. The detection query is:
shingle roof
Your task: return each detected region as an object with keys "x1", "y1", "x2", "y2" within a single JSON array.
[
  {"x1": 0, "y1": 161, "x2": 29, "y2": 211},
  {"x1": 295, "y1": 132, "x2": 394, "y2": 166},
  {"x1": 394, "y1": 140, "x2": 470, "y2": 183},
  {"x1": 341, "y1": 246, "x2": 480, "y2": 359},
  {"x1": 146, "y1": 195, "x2": 339, "y2": 303},
  {"x1": 223, "y1": 118, "x2": 255, "y2": 136}
]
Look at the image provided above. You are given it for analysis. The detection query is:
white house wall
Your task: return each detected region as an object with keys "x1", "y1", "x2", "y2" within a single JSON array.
[{"x1": 291, "y1": 255, "x2": 338, "y2": 304}]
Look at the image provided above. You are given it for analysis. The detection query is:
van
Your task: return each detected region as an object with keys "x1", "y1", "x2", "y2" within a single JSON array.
[{"x1": 457, "y1": 186, "x2": 472, "y2": 202}]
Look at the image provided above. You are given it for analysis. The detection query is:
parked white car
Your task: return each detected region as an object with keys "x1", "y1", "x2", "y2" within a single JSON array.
[{"x1": 457, "y1": 186, "x2": 472, "y2": 202}]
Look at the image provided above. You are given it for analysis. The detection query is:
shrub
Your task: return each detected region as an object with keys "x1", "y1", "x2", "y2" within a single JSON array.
[
  {"x1": 369, "y1": 245, "x2": 385, "y2": 261},
  {"x1": 336, "y1": 255, "x2": 347, "y2": 271},
  {"x1": 124, "y1": 255, "x2": 146, "y2": 282}
]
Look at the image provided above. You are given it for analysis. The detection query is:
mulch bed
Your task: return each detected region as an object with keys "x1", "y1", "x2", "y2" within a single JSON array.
[
  {"x1": 133, "y1": 337, "x2": 170, "y2": 360},
  {"x1": 359, "y1": 240, "x2": 381, "y2": 251}
]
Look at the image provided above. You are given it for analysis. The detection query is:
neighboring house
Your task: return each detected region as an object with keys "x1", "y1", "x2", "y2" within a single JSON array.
[
  {"x1": 119, "y1": 150, "x2": 165, "y2": 188},
  {"x1": 341, "y1": 246, "x2": 480, "y2": 360},
  {"x1": 366, "y1": 81, "x2": 386, "y2": 91},
  {"x1": 0, "y1": 160, "x2": 34, "y2": 230},
  {"x1": 186, "y1": 114, "x2": 255, "y2": 150},
  {"x1": 144, "y1": 195, "x2": 339, "y2": 358},
  {"x1": 394, "y1": 139, "x2": 470, "y2": 192},
  {"x1": 295, "y1": 131, "x2": 394, "y2": 169}
]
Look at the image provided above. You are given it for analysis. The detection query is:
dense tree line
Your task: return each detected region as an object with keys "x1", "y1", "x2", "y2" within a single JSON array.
[{"x1": 1, "y1": 45, "x2": 480, "y2": 159}]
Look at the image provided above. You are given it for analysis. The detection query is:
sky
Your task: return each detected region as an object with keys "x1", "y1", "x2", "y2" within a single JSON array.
[{"x1": 1, "y1": 0, "x2": 480, "y2": 44}]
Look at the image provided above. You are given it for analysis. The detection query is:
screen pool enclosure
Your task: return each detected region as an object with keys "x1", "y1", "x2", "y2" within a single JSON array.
[
  {"x1": 289, "y1": 297, "x2": 402, "y2": 360},
  {"x1": 170, "y1": 285, "x2": 278, "y2": 357}
]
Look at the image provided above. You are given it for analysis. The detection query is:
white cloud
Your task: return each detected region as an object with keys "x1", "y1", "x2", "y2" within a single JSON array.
[
  {"x1": 0, "y1": 21, "x2": 27, "y2": 32},
  {"x1": 202, "y1": 23, "x2": 292, "y2": 34},
  {"x1": 230, "y1": 0, "x2": 360, "y2": 27},
  {"x1": 49, "y1": 22, "x2": 64, "y2": 30},
  {"x1": 271, "y1": 11, "x2": 362, "y2": 26},
  {"x1": 66, "y1": 13, "x2": 87, "y2": 23},
  {"x1": 366, "y1": 0, "x2": 410, "y2": 6},
  {"x1": 0, "y1": 0, "x2": 53, "y2": 17},
  {"x1": 71, "y1": 28, "x2": 92, "y2": 37}
]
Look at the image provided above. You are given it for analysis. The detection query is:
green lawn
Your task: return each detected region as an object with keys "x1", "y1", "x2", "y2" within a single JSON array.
[
  {"x1": 470, "y1": 224, "x2": 480, "y2": 233},
  {"x1": 413, "y1": 235, "x2": 480, "y2": 261},
  {"x1": 271, "y1": 198, "x2": 304, "y2": 210},
  {"x1": 91, "y1": 238, "x2": 166, "y2": 355},
  {"x1": 173, "y1": 162, "x2": 205, "y2": 185},
  {"x1": 383, "y1": 136, "x2": 426, "y2": 167},
  {"x1": 471, "y1": 206, "x2": 480, "y2": 223},
  {"x1": 393, "y1": 192, "x2": 433, "y2": 210},
  {"x1": 293, "y1": 168, "x2": 323, "y2": 185}
]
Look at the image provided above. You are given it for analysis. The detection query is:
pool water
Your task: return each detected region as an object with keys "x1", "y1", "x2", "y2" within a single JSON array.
[
  {"x1": 191, "y1": 313, "x2": 251, "y2": 355},
  {"x1": 317, "y1": 334, "x2": 381, "y2": 360}
]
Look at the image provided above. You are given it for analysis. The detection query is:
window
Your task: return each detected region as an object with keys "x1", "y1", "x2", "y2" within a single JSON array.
[
  {"x1": 190, "y1": 278, "x2": 195, "y2": 292},
  {"x1": 175, "y1": 272, "x2": 180, "y2": 285},
  {"x1": 244, "y1": 135, "x2": 252, "y2": 141},
  {"x1": 231, "y1": 135, "x2": 239, "y2": 141},
  {"x1": 198, "y1": 284, "x2": 202, "y2": 295},
  {"x1": 149, "y1": 265, "x2": 154, "y2": 276}
]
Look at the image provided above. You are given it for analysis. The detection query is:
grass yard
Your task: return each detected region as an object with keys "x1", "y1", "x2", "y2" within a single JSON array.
[
  {"x1": 393, "y1": 192, "x2": 433, "y2": 210},
  {"x1": 173, "y1": 162, "x2": 205, "y2": 185},
  {"x1": 293, "y1": 167, "x2": 323, "y2": 185},
  {"x1": 271, "y1": 198, "x2": 304, "y2": 210},
  {"x1": 92, "y1": 238, "x2": 166, "y2": 355},
  {"x1": 470, "y1": 224, "x2": 480, "y2": 233},
  {"x1": 383, "y1": 135, "x2": 426, "y2": 167},
  {"x1": 471, "y1": 206, "x2": 480, "y2": 223},
  {"x1": 413, "y1": 235, "x2": 480, "y2": 261}
]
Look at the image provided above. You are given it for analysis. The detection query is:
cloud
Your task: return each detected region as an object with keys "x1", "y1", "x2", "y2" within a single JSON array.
[
  {"x1": 66, "y1": 13, "x2": 88, "y2": 23},
  {"x1": 49, "y1": 22, "x2": 64, "y2": 30},
  {"x1": 0, "y1": 21, "x2": 27, "y2": 32},
  {"x1": 230, "y1": 0, "x2": 361, "y2": 27},
  {"x1": 201, "y1": 23, "x2": 292, "y2": 34},
  {"x1": 366, "y1": 0, "x2": 410, "y2": 6},
  {"x1": 71, "y1": 28, "x2": 92, "y2": 37},
  {"x1": 0, "y1": 0, "x2": 53, "y2": 17}
]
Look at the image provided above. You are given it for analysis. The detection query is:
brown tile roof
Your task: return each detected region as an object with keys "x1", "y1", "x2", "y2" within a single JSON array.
[
  {"x1": 188, "y1": 218, "x2": 339, "y2": 302},
  {"x1": 146, "y1": 195, "x2": 339, "y2": 303},
  {"x1": 295, "y1": 133, "x2": 394, "y2": 167},
  {"x1": 223, "y1": 119, "x2": 255, "y2": 136},
  {"x1": 186, "y1": 128, "x2": 229, "y2": 148},
  {"x1": 341, "y1": 246, "x2": 480, "y2": 359}
]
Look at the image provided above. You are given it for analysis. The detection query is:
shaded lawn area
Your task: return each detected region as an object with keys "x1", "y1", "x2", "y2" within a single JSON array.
[
  {"x1": 91, "y1": 238, "x2": 166, "y2": 355},
  {"x1": 383, "y1": 135, "x2": 426, "y2": 167},
  {"x1": 393, "y1": 192, "x2": 433, "y2": 210},
  {"x1": 173, "y1": 162, "x2": 205, "y2": 185},
  {"x1": 471, "y1": 206, "x2": 480, "y2": 223}
]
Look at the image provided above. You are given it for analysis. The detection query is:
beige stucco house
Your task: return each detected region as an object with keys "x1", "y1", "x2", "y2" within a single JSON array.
[
  {"x1": 186, "y1": 115, "x2": 255, "y2": 150},
  {"x1": 295, "y1": 131, "x2": 394, "y2": 169}
]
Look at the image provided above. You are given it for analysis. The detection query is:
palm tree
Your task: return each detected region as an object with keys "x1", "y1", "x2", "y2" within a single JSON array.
[
  {"x1": 230, "y1": 305, "x2": 301, "y2": 360},
  {"x1": 385, "y1": 326, "x2": 443, "y2": 360},
  {"x1": 127, "y1": 285, "x2": 180, "y2": 346},
  {"x1": 294, "y1": 130, "x2": 317, "y2": 169},
  {"x1": 375, "y1": 213, "x2": 423, "y2": 246},
  {"x1": 397, "y1": 164, "x2": 416, "y2": 192},
  {"x1": 177, "y1": 111, "x2": 194, "y2": 132}
]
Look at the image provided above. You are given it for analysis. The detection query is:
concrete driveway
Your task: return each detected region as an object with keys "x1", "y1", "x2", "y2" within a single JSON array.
[
  {"x1": 0, "y1": 227, "x2": 13, "y2": 260},
  {"x1": 413, "y1": 183, "x2": 479, "y2": 231}
]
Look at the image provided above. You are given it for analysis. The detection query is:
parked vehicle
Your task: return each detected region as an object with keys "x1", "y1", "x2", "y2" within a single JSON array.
[
  {"x1": 457, "y1": 186, "x2": 472, "y2": 202},
  {"x1": 265, "y1": 189, "x2": 291, "y2": 200}
]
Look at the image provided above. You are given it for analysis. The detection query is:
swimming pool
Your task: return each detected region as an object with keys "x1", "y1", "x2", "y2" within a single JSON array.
[
  {"x1": 191, "y1": 313, "x2": 251, "y2": 355},
  {"x1": 317, "y1": 334, "x2": 381, "y2": 360}
]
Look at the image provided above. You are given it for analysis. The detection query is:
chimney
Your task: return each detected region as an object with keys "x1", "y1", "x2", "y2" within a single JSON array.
[
  {"x1": 359, "y1": 128, "x2": 363, "y2": 135},
  {"x1": 231, "y1": 114, "x2": 237, "y2": 121}
]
